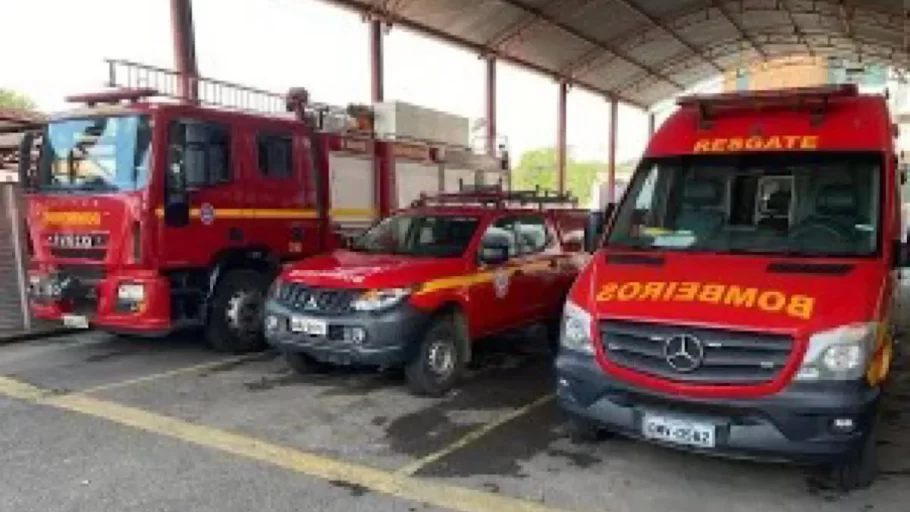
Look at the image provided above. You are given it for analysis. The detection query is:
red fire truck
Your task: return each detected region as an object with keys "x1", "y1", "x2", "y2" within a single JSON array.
[
  {"x1": 19, "y1": 60, "x2": 508, "y2": 353},
  {"x1": 557, "y1": 85, "x2": 903, "y2": 490},
  {"x1": 263, "y1": 186, "x2": 589, "y2": 396}
]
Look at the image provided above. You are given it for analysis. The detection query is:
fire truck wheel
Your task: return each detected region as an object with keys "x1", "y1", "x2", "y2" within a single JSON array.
[
  {"x1": 829, "y1": 415, "x2": 879, "y2": 491},
  {"x1": 405, "y1": 315, "x2": 466, "y2": 397},
  {"x1": 206, "y1": 269, "x2": 269, "y2": 353},
  {"x1": 283, "y1": 350, "x2": 330, "y2": 374}
]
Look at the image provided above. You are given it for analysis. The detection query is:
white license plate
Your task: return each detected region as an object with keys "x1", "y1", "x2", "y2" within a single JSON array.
[
  {"x1": 289, "y1": 316, "x2": 327, "y2": 336},
  {"x1": 642, "y1": 413, "x2": 715, "y2": 449},
  {"x1": 62, "y1": 314, "x2": 90, "y2": 329}
]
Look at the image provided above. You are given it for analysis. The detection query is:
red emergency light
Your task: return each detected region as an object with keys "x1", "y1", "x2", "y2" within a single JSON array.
[{"x1": 65, "y1": 88, "x2": 160, "y2": 106}]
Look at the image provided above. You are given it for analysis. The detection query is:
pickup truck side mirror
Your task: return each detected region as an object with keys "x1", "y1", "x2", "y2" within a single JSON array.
[{"x1": 479, "y1": 242, "x2": 510, "y2": 266}]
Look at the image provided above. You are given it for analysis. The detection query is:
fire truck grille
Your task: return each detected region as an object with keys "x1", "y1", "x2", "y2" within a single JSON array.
[
  {"x1": 600, "y1": 320, "x2": 793, "y2": 385},
  {"x1": 276, "y1": 283, "x2": 361, "y2": 315}
]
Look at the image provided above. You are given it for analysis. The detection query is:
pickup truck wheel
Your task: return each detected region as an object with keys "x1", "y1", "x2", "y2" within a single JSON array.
[
  {"x1": 828, "y1": 416, "x2": 879, "y2": 491},
  {"x1": 283, "y1": 350, "x2": 329, "y2": 374},
  {"x1": 567, "y1": 416, "x2": 608, "y2": 443},
  {"x1": 405, "y1": 315, "x2": 465, "y2": 397},
  {"x1": 206, "y1": 270, "x2": 268, "y2": 353}
]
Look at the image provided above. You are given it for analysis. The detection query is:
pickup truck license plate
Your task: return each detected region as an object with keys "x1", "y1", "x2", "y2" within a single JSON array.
[
  {"x1": 290, "y1": 316, "x2": 328, "y2": 336},
  {"x1": 642, "y1": 413, "x2": 715, "y2": 449},
  {"x1": 62, "y1": 314, "x2": 89, "y2": 329}
]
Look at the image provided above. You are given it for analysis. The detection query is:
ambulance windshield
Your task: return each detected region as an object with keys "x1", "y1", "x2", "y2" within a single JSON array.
[
  {"x1": 607, "y1": 152, "x2": 883, "y2": 257},
  {"x1": 350, "y1": 214, "x2": 481, "y2": 258}
]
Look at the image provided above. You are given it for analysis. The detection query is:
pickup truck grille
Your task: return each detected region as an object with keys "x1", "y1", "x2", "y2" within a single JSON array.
[
  {"x1": 600, "y1": 320, "x2": 793, "y2": 385},
  {"x1": 276, "y1": 283, "x2": 361, "y2": 315}
]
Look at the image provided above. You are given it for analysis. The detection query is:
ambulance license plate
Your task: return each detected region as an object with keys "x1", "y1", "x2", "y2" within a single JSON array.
[
  {"x1": 62, "y1": 314, "x2": 89, "y2": 329},
  {"x1": 642, "y1": 413, "x2": 715, "y2": 449},
  {"x1": 290, "y1": 316, "x2": 327, "y2": 336}
]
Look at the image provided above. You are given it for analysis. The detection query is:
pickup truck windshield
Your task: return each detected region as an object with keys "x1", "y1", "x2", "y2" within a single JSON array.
[
  {"x1": 350, "y1": 214, "x2": 480, "y2": 258},
  {"x1": 607, "y1": 152, "x2": 883, "y2": 257},
  {"x1": 38, "y1": 115, "x2": 151, "y2": 193}
]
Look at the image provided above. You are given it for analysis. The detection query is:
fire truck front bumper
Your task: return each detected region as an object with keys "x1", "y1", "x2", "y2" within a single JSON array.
[
  {"x1": 262, "y1": 299, "x2": 431, "y2": 367},
  {"x1": 27, "y1": 267, "x2": 172, "y2": 336},
  {"x1": 555, "y1": 351, "x2": 880, "y2": 465}
]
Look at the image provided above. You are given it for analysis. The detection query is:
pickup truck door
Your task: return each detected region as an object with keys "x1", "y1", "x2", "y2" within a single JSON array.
[
  {"x1": 467, "y1": 215, "x2": 526, "y2": 336},
  {"x1": 512, "y1": 213, "x2": 562, "y2": 321}
]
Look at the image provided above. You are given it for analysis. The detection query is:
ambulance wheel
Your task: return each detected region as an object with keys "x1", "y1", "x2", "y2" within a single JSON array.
[
  {"x1": 283, "y1": 350, "x2": 329, "y2": 374},
  {"x1": 405, "y1": 315, "x2": 466, "y2": 397},
  {"x1": 206, "y1": 269, "x2": 268, "y2": 353},
  {"x1": 829, "y1": 416, "x2": 879, "y2": 492}
]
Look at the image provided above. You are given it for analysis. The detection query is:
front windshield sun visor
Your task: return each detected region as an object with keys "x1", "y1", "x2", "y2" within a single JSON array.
[
  {"x1": 605, "y1": 152, "x2": 883, "y2": 259},
  {"x1": 37, "y1": 114, "x2": 152, "y2": 193},
  {"x1": 349, "y1": 214, "x2": 481, "y2": 258}
]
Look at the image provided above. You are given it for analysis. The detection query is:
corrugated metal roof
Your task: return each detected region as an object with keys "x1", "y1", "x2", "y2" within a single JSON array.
[{"x1": 324, "y1": 0, "x2": 909, "y2": 109}]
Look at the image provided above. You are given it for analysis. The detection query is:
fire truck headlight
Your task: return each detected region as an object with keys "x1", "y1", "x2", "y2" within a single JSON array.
[
  {"x1": 117, "y1": 283, "x2": 146, "y2": 302},
  {"x1": 796, "y1": 322, "x2": 878, "y2": 381},
  {"x1": 560, "y1": 299, "x2": 594, "y2": 355},
  {"x1": 352, "y1": 288, "x2": 412, "y2": 312}
]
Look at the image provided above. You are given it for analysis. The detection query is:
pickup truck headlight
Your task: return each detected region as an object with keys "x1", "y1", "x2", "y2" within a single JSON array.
[
  {"x1": 795, "y1": 322, "x2": 879, "y2": 381},
  {"x1": 117, "y1": 282, "x2": 145, "y2": 302},
  {"x1": 560, "y1": 299, "x2": 595, "y2": 355},
  {"x1": 352, "y1": 288, "x2": 411, "y2": 312}
]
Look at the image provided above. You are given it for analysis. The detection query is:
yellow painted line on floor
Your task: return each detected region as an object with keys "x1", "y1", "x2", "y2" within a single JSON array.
[
  {"x1": 0, "y1": 377, "x2": 581, "y2": 512},
  {"x1": 396, "y1": 393, "x2": 555, "y2": 477},
  {"x1": 78, "y1": 353, "x2": 263, "y2": 395}
]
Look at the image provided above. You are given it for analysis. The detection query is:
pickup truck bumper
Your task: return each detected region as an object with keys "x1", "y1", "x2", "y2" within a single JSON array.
[{"x1": 556, "y1": 351, "x2": 880, "y2": 464}]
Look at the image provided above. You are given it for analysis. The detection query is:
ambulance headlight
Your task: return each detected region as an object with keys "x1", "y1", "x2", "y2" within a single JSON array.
[
  {"x1": 560, "y1": 299, "x2": 594, "y2": 355},
  {"x1": 795, "y1": 322, "x2": 878, "y2": 381},
  {"x1": 352, "y1": 288, "x2": 411, "y2": 312}
]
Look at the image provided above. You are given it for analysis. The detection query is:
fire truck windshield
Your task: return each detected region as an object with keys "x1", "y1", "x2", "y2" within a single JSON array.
[
  {"x1": 350, "y1": 214, "x2": 480, "y2": 258},
  {"x1": 607, "y1": 152, "x2": 883, "y2": 258},
  {"x1": 37, "y1": 114, "x2": 151, "y2": 193}
]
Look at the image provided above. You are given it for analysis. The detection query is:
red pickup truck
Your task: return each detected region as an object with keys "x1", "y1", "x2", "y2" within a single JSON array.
[{"x1": 263, "y1": 188, "x2": 590, "y2": 396}]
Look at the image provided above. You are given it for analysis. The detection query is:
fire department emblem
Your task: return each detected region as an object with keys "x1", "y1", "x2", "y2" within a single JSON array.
[
  {"x1": 200, "y1": 203, "x2": 215, "y2": 225},
  {"x1": 493, "y1": 269, "x2": 510, "y2": 299}
]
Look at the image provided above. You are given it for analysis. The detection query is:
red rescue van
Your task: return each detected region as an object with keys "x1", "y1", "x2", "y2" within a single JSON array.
[{"x1": 556, "y1": 85, "x2": 903, "y2": 490}]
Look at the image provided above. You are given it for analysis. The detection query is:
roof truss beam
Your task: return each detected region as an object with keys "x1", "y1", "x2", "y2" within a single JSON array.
[
  {"x1": 712, "y1": 0, "x2": 767, "y2": 60},
  {"x1": 609, "y1": 0, "x2": 723, "y2": 73},
  {"x1": 487, "y1": 0, "x2": 598, "y2": 54},
  {"x1": 776, "y1": 0, "x2": 815, "y2": 57}
]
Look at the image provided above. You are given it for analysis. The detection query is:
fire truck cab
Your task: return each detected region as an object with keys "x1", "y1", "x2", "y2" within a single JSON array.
[
  {"x1": 263, "y1": 186, "x2": 589, "y2": 396},
  {"x1": 557, "y1": 85, "x2": 904, "y2": 490}
]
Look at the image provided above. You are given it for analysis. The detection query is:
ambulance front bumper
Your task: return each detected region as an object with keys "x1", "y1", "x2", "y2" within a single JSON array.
[{"x1": 556, "y1": 351, "x2": 880, "y2": 464}]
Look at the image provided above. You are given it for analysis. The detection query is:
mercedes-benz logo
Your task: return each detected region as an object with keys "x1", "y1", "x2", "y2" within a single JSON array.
[{"x1": 662, "y1": 334, "x2": 705, "y2": 373}]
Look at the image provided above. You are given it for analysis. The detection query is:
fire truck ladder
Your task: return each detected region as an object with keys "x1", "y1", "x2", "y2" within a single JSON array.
[
  {"x1": 412, "y1": 183, "x2": 577, "y2": 210},
  {"x1": 103, "y1": 59, "x2": 363, "y2": 132}
]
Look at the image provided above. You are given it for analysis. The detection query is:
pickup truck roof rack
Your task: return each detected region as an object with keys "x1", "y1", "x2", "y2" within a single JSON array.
[{"x1": 411, "y1": 183, "x2": 578, "y2": 210}]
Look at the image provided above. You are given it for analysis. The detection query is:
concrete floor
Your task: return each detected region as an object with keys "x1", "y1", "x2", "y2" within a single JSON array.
[{"x1": 0, "y1": 327, "x2": 909, "y2": 512}]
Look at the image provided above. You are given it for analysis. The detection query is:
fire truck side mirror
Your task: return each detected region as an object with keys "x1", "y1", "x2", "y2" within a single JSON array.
[
  {"x1": 17, "y1": 132, "x2": 35, "y2": 191},
  {"x1": 164, "y1": 144, "x2": 190, "y2": 227}
]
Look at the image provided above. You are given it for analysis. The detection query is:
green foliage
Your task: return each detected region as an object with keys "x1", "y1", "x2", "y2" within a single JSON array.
[
  {"x1": 0, "y1": 89, "x2": 36, "y2": 111},
  {"x1": 510, "y1": 147, "x2": 637, "y2": 204}
]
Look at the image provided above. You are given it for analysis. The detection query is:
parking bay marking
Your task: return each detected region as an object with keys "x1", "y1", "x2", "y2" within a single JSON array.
[
  {"x1": 0, "y1": 377, "x2": 584, "y2": 512},
  {"x1": 396, "y1": 393, "x2": 555, "y2": 477}
]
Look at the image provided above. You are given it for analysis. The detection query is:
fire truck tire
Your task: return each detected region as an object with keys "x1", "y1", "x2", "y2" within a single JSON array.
[
  {"x1": 283, "y1": 350, "x2": 330, "y2": 374},
  {"x1": 405, "y1": 314, "x2": 466, "y2": 397},
  {"x1": 828, "y1": 414, "x2": 879, "y2": 491},
  {"x1": 205, "y1": 269, "x2": 269, "y2": 353}
]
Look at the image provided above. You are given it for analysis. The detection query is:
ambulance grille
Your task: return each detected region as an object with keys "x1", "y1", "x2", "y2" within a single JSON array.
[
  {"x1": 277, "y1": 283, "x2": 361, "y2": 315},
  {"x1": 600, "y1": 320, "x2": 793, "y2": 385}
]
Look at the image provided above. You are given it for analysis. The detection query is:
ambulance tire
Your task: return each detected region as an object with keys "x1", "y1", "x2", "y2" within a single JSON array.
[
  {"x1": 206, "y1": 269, "x2": 269, "y2": 354},
  {"x1": 829, "y1": 415, "x2": 879, "y2": 492},
  {"x1": 283, "y1": 350, "x2": 330, "y2": 374},
  {"x1": 405, "y1": 315, "x2": 466, "y2": 397}
]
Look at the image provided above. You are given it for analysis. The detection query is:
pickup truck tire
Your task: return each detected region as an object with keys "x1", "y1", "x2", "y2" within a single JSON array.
[
  {"x1": 205, "y1": 269, "x2": 269, "y2": 354},
  {"x1": 828, "y1": 414, "x2": 878, "y2": 491},
  {"x1": 566, "y1": 415, "x2": 609, "y2": 443},
  {"x1": 283, "y1": 350, "x2": 329, "y2": 374},
  {"x1": 405, "y1": 315, "x2": 466, "y2": 397}
]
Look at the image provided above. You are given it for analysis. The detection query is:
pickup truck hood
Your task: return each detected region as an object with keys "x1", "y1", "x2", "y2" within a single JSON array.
[
  {"x1": 584, "y1": 251, "x2": 887, "y2": 337},
  {"x1": 282, "y1": 250, "x2": 464, "y2": 289}
]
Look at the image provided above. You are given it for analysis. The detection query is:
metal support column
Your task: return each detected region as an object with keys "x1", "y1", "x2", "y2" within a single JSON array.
[
  {"x1": 608, "y1": 96, "x2": 618, "y2": 204},
  {"x1": 485, "y1": 57, "x2": 497, "y2": 156},
  {"x1": 170, "y1": 0, "x2": 198, "y2": 103},
  {"x1": 370, "y1": 19, "x2": 384, "y2": 103},
  {"x1": 557, "y1": 82, "x2": 568, "y2": 194}
]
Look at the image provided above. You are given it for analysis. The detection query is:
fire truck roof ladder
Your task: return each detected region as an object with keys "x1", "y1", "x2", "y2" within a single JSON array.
[{"x1": 678, "y1": 83, "x2": 859, "y2": 129}]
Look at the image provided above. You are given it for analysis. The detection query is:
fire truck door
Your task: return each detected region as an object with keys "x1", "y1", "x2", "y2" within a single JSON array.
[
  {"x1": 329, "y1": 153, "x2": 375, "y2": 229},
  {"x1": 396, "y1": 161, "x2": 440, "y2": 208}
]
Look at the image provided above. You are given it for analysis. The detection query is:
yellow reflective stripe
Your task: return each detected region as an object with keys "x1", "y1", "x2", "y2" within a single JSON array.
[
  {"x1": 415, "y1": 258, "x2": 556, "y2": 296},
  {"x1": 330, "y1": 208, "x2": 377, "y2": 220},
  {"x1": 153, "y1": 208, "x2": 319, "y2": 219}
]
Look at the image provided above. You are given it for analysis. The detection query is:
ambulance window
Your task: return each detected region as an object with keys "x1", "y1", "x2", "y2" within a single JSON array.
[{"x1": 257, "y1": 132, "x2": 293, "y2": 179}]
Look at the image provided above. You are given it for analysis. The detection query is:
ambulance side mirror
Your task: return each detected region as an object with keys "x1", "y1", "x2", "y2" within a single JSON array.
[
  {"x1": 583, "y1": 203, "x2": 615, "y2": 253},
  {"x1": 896, "y1": 234, "x2": 910, "y2": 269}
]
